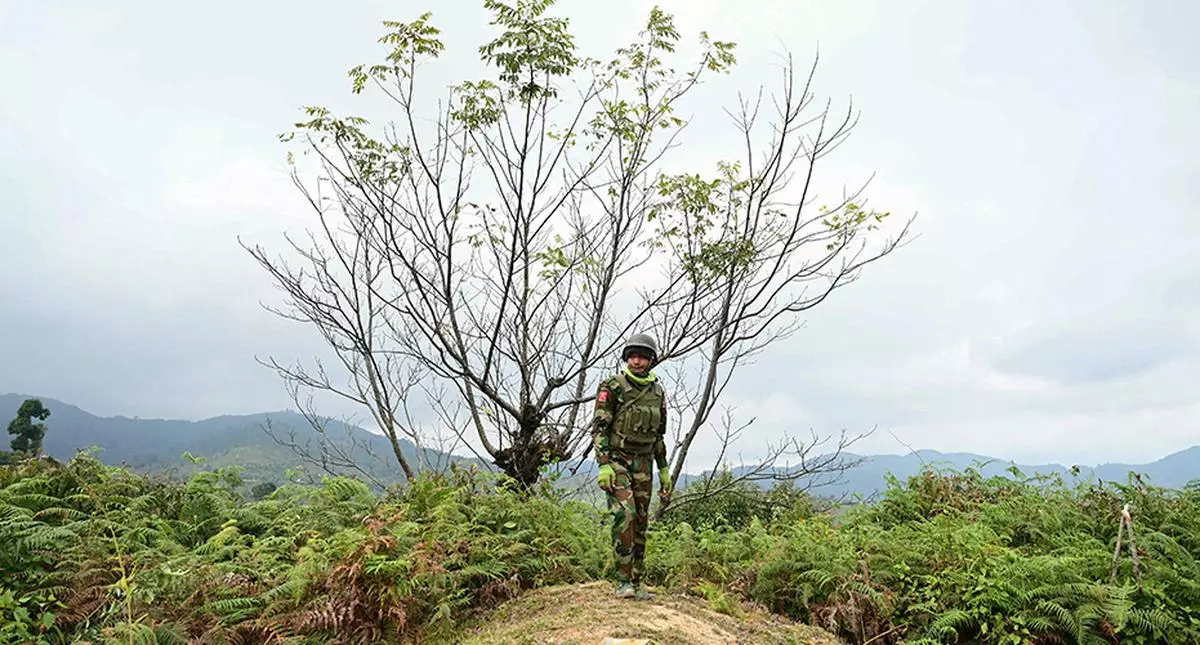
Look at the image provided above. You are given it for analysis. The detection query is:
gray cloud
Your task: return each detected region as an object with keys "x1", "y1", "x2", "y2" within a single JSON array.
[{"x1": 994, "y1": 316, "x2": 1194, "y2": 386}]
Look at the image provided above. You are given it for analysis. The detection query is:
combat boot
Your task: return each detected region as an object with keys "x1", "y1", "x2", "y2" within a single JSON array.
[
  {"x1": 634, "y1": 583, "x2": 655, "y2": 601},
  {"x1": 614, "y1": 582, "x2": 636, "y2": 599}
]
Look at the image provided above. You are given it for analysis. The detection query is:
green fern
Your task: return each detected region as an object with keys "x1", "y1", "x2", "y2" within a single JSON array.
[
  {"x1": 151, "y1": 623, "x2": 189, "y2": 645},
  {"x1": 205, "y1": 595, "x2": 264, "y2": 616},
  {"x1": 926, "y1": 608, "x2": 976, "y2": 640},
  {"x1": 1128, "y1": 607, "x2": 1179, "y2": 640},
  {"x1": 5, "y1": 451, "x2": 1200, "y2": 644}
]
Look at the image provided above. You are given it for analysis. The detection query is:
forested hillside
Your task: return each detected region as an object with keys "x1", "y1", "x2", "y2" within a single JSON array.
[
  {"x1": 5, "y1": 394, "x2": 1198, "y2": 501},
  {"x1": 0, "y1": 394, "x2": 476, "y2": 489}
]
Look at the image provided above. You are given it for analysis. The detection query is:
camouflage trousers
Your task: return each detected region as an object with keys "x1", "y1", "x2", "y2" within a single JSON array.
[{"x1": 605, "y1": 450, "x2": 653, "y2": 584}]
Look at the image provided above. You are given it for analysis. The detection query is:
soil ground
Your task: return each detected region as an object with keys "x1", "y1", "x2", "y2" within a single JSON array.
[{"x1": 444, "y1": 581, "x2": 842, "y2": 645}]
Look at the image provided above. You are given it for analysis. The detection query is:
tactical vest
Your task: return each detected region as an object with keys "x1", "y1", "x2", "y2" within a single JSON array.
[{"x1": 610, "y1": 373, "x2": 664, "y2": 453}]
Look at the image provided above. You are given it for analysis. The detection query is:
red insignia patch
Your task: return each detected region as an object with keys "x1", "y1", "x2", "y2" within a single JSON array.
[{"x1": 598, "y1": 390, "x2": 609, "y2": 403}]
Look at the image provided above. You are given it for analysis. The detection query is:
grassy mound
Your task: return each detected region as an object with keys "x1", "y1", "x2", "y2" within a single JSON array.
[{"x1": 452, "y1": 581, "x2": 839, "y2": 644}]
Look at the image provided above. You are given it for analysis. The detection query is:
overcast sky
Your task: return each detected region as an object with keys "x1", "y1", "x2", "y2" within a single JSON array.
[{"x1": 2, "y1": 1, "x2": 1197, "y2": 469}]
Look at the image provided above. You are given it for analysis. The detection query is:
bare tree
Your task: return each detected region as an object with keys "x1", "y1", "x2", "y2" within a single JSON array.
[
  {"x1": 256, "y1": 379, "x2": 467, "y2": 491},
  {"x1": 653, "y1": 407, "x2": 874, "y2": 520},
  {"x1": 241, "y1": 168, "x2": 445, "y2": 483},
  {"x1": 627, "y1": 51, "x2": 914, "y2": 513},
  {"x1": 246, "y1": 1, "x2": 914, "y2": 490},
  {"x1": 258, "y1": 415, "x2": 389, "y2": 491}
]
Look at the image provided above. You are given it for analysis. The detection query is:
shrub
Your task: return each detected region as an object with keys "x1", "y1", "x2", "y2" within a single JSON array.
[
  {"x1": 4, "y1": 454, "x2": 1196, "y2": 644},
  {"x1": 0, "y1": 455, "x2": 606, "y2": 643},
  {"x1": 646, "y1": 466, "x2": 1199, "y2": 644}
]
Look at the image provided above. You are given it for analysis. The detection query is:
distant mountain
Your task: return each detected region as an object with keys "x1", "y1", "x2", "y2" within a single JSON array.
[
  {"x1": 0, "y1": 394, "x2": 478, "y2": 487},
  {"x1": 3, "y1": 394, "x2": 1197, "y2": 499},
  {"x1": 736, "y1": 447, "x2": 1200, "y2": 500}
]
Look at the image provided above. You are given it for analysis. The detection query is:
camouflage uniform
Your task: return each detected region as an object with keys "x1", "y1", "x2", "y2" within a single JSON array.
[{"x1": 592, "y1": 369, "x2": 668, "y2": 587}]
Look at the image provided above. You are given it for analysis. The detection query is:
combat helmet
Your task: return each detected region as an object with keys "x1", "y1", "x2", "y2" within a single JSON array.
[{"x1": 621, "y1": 333, "x2": 659, "y2": 361}]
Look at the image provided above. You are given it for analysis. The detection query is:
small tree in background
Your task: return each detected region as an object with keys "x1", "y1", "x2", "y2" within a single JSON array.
[
  {"x1": 250, "y1": 481, "x2": 279, "y2": 500},
  {"x1": 7, "y1": 398, "x2": 51, "y2": 457}
]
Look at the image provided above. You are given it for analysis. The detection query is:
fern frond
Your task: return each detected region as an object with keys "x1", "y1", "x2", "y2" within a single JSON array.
[
  {"x1": 796, "y1": 567, "x2": 836, "y2": 590},
  {"x1": 925, "y1": 608, "x2": 976, "y2": 639},
  {"x1": 205, "y1": 595, "x2": 265, "y2": 615},
  {"x1": 152, "y1": 622, "x2": 189, "y2": 645},
  {"x1": 1127, "y1": 607, "x2": 1180, "y2": 640},
  {"x1": 4, "y1": 492, "x2": 63, "y2": 510},
  {"x1": 1036, "y1": 600, "x2": 1079, "y2": 639},
  {"x1": 32, "y1": 505, "x2": 87, "y2": 521},
  {"x1": 322, "y1": 477, "x2": 372, "y2": 502}
]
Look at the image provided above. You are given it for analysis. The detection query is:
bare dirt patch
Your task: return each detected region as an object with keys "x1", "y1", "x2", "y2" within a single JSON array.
[{"x1": 446, "y1": 581, "x2": 841, "y2": 645}]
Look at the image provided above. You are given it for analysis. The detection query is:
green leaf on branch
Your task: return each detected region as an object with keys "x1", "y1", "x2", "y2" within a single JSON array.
[{"x1": 821, "y1": 202, "x2": 891, "y2": 251}]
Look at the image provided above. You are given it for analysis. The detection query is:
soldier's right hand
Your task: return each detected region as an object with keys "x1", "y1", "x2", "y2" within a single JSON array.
[{"x1": 597, "y1": 464, "x2": 616, "y2": 491}]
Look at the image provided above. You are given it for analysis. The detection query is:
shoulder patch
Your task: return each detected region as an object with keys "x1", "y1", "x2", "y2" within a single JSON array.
[{"x1": 598, "y1": 389, "x2": 609, "y2": 403}]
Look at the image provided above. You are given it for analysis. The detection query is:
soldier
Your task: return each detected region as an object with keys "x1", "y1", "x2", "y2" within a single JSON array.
[{"x1": 591, "y1": 332, "x2": 673, "y2": 600}]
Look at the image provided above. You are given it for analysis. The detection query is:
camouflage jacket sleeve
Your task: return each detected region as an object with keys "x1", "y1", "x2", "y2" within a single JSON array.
[
  {"x1": 591, "y1": 377, "x2": 619, "y2": 466},
  {"x1": 654, "y1": 385, "x2": 668, "y2": 470}
]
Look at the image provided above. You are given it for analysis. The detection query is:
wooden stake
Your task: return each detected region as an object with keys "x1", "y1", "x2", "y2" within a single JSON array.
[{"x1": 1109, "y1": 503, "x2": 1143, "y2": 590}]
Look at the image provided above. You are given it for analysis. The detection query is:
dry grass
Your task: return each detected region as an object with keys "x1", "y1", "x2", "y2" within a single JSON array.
[{"x1": 446, "y1": 581, "x2": 842, "y2": 645}]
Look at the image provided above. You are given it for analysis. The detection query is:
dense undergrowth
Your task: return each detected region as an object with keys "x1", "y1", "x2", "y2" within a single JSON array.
[
  {"x1": 648, "y1": 469, "x2": 1200, "y2": 644},
  {"x1": 2, "y1": 454, "x2": 1197, "y2": 644},
  {"x1": 0, "y1": 454, "x2": 606, "y2": 644}
]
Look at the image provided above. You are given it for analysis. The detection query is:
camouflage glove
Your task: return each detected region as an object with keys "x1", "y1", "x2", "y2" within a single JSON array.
[
  {"x1": 658, "y1": 467, "x2": 672, "y2": 507},
  {"x1": 598, "y1": 464, "x2": 616, "y2": 491}
]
